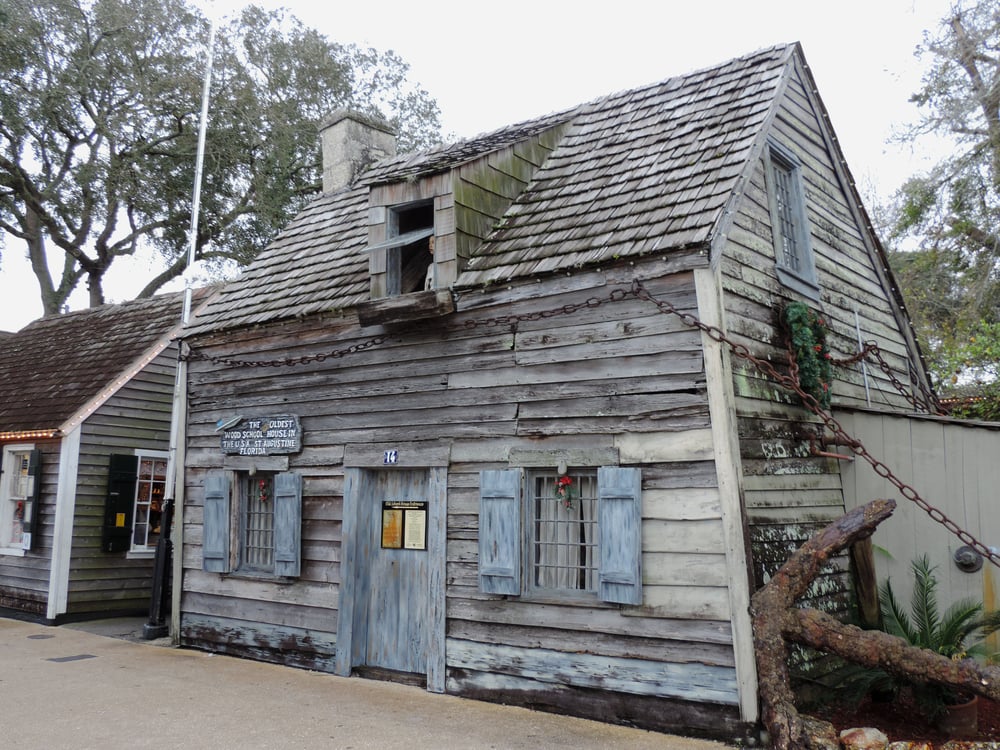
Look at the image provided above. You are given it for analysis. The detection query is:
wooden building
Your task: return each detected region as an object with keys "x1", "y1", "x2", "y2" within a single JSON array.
[
  {"x1": 0, "y1": 293, "x2": 193, "y2": 621},
  {"x1": 176, "y1": 44, "x2": 930, "y2": 741}
]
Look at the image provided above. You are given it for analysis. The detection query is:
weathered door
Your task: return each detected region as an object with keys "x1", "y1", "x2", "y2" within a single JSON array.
[{"x1": 358, "y1": 469, "x2": 430, "y2": 675}]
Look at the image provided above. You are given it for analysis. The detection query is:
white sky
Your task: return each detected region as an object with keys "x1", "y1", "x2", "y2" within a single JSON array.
[{"x1": 0, "y1": 0, "x2": 957, "y2": 331}]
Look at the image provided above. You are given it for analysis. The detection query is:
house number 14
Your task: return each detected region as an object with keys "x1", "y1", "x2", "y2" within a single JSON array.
[{"x1": 383, "y1": 450, "x2": 398, "y2": 465}]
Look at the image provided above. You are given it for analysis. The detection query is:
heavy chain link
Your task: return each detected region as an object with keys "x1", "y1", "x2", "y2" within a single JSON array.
[
  {"x1": 630, "y1": 278, "x2": 1000, "y2": 570},
  {"x1": 183, "y1": 278, "x2": 995, "y2": 568},
  {"x1": 183, "y1": 334, "x2": 387, "y2": 368}
]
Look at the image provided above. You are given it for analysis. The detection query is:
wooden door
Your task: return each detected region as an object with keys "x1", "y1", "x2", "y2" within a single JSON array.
[{"x1": 361, "y1": 469, "x2": 430, "y2": 675}]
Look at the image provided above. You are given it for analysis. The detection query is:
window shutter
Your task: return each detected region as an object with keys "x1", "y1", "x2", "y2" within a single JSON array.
[
  {"x1": 102, "y1": 454, "x2": 139, "y2": 553},
  {"x1": 202, "y1": 472, "x2": 231, "y2": 573},
  {"x1": 598, "y1": 466, "x2": 642, "y2": 605},
  {"x1": 478, "y1": 469, "x2": 521, "y2": 595},
  {"x1": 273, "y1": 472, "x2": 302, "y2": 577},
  {"x1": 20, "y1": 449, "x2": 42, "y2": 551}
]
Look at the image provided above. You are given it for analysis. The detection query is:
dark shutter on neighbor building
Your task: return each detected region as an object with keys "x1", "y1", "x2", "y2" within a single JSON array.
[
  {"x1": 273, "y1": 472, "x2": 302, "y2": 577},
  {"x1": 202, "y1": 472, "x2": 231, "y2": 573},
  {"x1": 597, "y1": 466, "x2": 642, "y2": 605},
  {"x1": 22, "y1": 449, "x2": 42, "y2": 551},
  {"x1": 478, "y1": 469, "x2": 521, "y2": 595},
  {"x1": 102, "y1": 454, "x2": 138, "y2": 553}
]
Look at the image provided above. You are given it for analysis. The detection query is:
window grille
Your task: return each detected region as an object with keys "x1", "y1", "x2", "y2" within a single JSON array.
[
  {"x1": 530, "y1": 472, "x2": 598, "y2": 593},
  {"x1": 242, "y1": 475, "x2": 274, "y2": 571},
  {"x1": 772, "y1": 161, "x2": 800, "y2": 272}
]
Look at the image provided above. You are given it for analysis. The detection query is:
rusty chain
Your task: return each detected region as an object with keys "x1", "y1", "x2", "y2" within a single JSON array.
[
  {"x1": 183, "y1": 279, "x2": 995, "y2": 568},
  {"x1": 630, "y1": 278, "x2": 1000, "y2": 570},
  {"x1": 183, "y1": 334, "x2": 388, "y2": 368}
]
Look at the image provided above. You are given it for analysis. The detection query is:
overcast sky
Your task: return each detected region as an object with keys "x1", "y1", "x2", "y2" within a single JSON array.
[{"x1": 0, "y1": 0, "x2": 956, "y2": 331}]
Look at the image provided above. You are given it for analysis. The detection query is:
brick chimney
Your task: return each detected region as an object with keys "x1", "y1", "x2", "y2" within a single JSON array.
[{"x1": 319, "y1": 110, "x2": 396, "y2": 193}]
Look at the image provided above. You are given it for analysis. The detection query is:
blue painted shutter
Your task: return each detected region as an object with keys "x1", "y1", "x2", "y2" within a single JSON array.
[
  {"x1": 273, "y1": 472, "x2": 302, "y2": 577},
  {"x1": 478, "y1": 469, "x2": 521, "y2": 595},
  {"x1": 598, "y1": 466, "x2": 642, "y2": 605},
  {"x1": 202, "y1": 472, "x2": 231, "y2": 573}
]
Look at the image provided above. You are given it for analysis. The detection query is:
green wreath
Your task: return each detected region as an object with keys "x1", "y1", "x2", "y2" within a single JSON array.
[{"x1": 783, "y1": 301, "x2": 833, "y2": 408}]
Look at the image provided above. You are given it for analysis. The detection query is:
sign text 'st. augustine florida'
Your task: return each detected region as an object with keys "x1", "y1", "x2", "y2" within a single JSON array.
[{"x1": 220, "y1": 416, "x2": 302, "y2": 456}]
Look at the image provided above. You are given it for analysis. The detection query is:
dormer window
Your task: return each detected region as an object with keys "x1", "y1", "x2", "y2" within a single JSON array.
[
  {"x1": 368, "y1": 200, "x2": 435, "y2": 296},
  {"x1": 358, "y1": 185, "x2": 454, "y2": 327}
]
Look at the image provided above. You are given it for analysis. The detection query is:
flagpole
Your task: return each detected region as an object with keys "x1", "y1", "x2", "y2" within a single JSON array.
[{"x1": 147, "y1": 16, "x2": 216, "y2": 641}]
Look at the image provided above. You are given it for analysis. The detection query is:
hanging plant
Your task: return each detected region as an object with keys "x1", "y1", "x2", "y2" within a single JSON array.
[
  {"x1": 258, "y1": 478, "x2": 269, "y2": 504},
  {"x1": 783, "y1": 301, "x2": 833, "y2": 408},
  {"x1": 554, "y1": 475, "x2": 575, "y2": 509}
]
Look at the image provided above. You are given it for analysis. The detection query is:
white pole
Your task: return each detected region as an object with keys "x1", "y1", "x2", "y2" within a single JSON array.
[
  {"x1": 164, "y1": 18, "x2": 216, "y2": 640},
  {"x1": 855, "y1": 307, "x2": 871, "y2": 407}
]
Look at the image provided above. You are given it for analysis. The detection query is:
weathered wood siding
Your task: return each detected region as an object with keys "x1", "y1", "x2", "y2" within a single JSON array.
[
  {"x1": 64, "y1": 346, "x2": 177, "y2": 616},
  {"x1": 839, "y1": 409, "x2": 1000, "y2": 624},
  {"x1": 719, "y1": 59, "x2": 922, "y2": 615},
  {"x1": 0, "y1": 439, "x2": 59, "y2": 615},
  {"x1": 181, "y1": 259, "x2": 751, "y2": 738}
]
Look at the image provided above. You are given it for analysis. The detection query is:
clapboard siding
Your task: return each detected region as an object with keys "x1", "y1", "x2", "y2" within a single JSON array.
[
  {"x1": 63, "y1": 347, "x2": 177, "y2": 617},
  {"x1": 181, "y1": 260, "x2": 746, "y2": 735},
  {"x1": 721, "y1": 61, "x2": 919, "y2": 576}
]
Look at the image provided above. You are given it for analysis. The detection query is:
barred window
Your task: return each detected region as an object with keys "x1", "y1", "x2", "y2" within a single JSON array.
[
  {"x1": 529, "y1": 471, "x2": 599, "y2": 594},
  {"x1": 241, "y1": 474, "x2": 275, "y2": 572}
]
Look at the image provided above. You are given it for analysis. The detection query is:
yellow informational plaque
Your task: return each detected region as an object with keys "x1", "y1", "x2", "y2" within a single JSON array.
[
  {"x1": 115, "y1": 512, "x2": 127, "y2": 528},
  {"x1": 381, "y1": 508, "x2": 403, "y2": 549}
]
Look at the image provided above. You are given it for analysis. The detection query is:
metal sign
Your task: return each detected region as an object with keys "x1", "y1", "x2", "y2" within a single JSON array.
[{"x1": 220, "y1": 416, "x2": 302, "y2": 456}]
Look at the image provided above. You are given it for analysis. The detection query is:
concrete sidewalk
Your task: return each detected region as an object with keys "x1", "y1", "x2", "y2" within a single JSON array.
[{"x1": 2, "y1": 617, "x2": 735, "y2": 750}]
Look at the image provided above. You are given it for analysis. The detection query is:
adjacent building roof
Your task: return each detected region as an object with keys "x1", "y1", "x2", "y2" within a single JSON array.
[
  {"x1": 0, "y1": 292, "x2": 192, "y2": 435},
  {"x1": 187, "y1": 43, "x2": 796, "y2": 336}
]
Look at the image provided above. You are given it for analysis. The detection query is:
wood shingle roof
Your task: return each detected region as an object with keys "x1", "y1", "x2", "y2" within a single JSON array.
[
  {"x1": 186, "y1": 44, "x2": 796, "y2": 336},
  {"x1": 0, "y1": 292, "x2": 191, "y2": 434}
]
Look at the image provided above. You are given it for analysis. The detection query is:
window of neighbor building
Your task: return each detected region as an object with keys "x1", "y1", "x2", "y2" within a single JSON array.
[
  {"x1": 0, "y1": 444, "x2": 36, "y2": 555},
  {"x1": 131, "y1": 453, "x2": 167, "y2": 552},
  {"x1": 765, "y1": 141, "x2": 819, "y2": 299},
  {"x1": 478, "y1": 466, "x2": 642, "y2": 605}
]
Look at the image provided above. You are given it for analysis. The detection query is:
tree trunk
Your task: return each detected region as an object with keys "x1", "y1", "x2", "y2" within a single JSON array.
[
  {"x1": 750, "y1": 497, "x2": 1000, "y2": 749},
  {"x1": 25, "y1": 207, "x2": 60, "y2": 317}
]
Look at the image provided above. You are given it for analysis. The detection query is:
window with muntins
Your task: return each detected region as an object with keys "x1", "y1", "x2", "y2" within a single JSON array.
[
  {"x1": 0, "y1": 444, "x2": 37, "y2": 554},
  {"x1": 766, "y1": 142, "x2": 819, "y2": 299},
  {"x1": 131, "y1": 453, "x2": 167, "y2": 551},
  {"x1": 478, "y1": 466, "x2": 642, "y2": 605}
]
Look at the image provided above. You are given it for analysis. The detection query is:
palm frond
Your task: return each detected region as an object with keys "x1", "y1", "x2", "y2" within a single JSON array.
[
  {"x1": 937, "y1": 597, "x2": 985, "y2": 657},
  {"x1": 879, "y1": 576, "x2": 920, "y2": 644},
  {"x1": 910, "y1": 555, "x2": 941, "y2": 649}
]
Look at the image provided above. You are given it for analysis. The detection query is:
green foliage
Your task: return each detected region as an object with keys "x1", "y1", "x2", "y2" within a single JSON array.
[
  {"x1": 0, "y1": 0, "x2": 441, "y2": 315},
  {"x1": 782, "y1": 301, "x2": 833, "y2": 408},
  {"x1": 882, "y1": 1, "x2": 1000, "y2": 420},
  {"x1": 835, "y1": 555, "x2": 1000, "y2": 717}
]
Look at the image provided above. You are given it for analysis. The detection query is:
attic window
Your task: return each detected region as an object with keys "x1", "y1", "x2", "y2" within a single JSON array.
[
  {"x1": 765, "y1": 141, "x2": 819, "y2": 300},
  {"x1": 382, "y1": 200, "x2": 434, "y2": 296}
]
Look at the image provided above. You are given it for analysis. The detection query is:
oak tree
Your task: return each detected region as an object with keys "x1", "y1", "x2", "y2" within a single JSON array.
[{"x1": 0, "y1": 0, "x2": 441, "y2": 315}]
